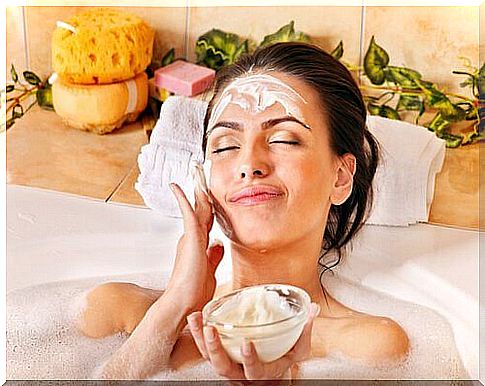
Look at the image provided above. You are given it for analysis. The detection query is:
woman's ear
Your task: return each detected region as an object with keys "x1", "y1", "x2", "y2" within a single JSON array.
[{"x1": 329, "y1": 153, "x2": 357, "y2": 206}]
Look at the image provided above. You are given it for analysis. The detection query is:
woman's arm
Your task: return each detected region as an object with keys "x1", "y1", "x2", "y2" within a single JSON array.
[
  {"x1": 95, "y1": 182, "x2": 224, "y2": 380},
  {"x1": 95, "y1": 292, "x2": 193, "y2": 379}
]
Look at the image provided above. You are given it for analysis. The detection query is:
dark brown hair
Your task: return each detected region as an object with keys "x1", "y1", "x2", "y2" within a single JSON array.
[{"x1": 202, "y1": 42, "x2": 380, "y2": 282}]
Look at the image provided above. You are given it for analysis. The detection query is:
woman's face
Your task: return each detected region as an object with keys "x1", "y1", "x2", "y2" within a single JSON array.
[{"x1": 204, "y1": 71, "x2": 344, "y2": 251}]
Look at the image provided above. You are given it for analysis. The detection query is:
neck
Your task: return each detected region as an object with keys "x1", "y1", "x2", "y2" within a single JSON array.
[{"x1": 229, "y1": 230, "x2": 326, "y2": 305}]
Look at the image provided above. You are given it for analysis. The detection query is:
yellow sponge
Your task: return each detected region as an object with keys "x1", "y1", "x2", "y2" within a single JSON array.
[
  {"x1": 52, "y1": 71, "x2": 149, "y2": 134},
  {"x1": 52, "y1": 8, "x2": 154, "y2": 85}
]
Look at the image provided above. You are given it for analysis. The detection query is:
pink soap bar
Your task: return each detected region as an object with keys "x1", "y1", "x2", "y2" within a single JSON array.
[{"x1": 154, "y1": 60, "x2": 216, "y2": 97}]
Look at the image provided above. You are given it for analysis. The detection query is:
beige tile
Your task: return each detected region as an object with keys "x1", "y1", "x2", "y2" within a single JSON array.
[
  {"x1": 24, "y1": 6, "x2": 187, "y2": 80},
  {"x1": 109, "y1": 163, "x2": 147, "y2": 206},
  {"x1": 6, "y1": 6, "x2": 27, "y2": 80},
  {"x1": 428, "y1": 143, "x2": 479, "y2": 229},
  {"x1": 116, "y1": 6, "x2": 187, "y2": 63},
  {"x1": 187, "y1": 5, "x2": 363, "y2": 71},
  {"x1": 481, "y1": 2, "x2": 485, "y2": 61},
  {"x1": 363, "y1": 6, "x2": 479, "y2": 95},
  {"x1": 7, "y1": 105, "x2": 147, "y2": 200}
]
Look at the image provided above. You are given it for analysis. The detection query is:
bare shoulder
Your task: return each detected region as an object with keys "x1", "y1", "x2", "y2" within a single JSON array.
[
  {"x1": 314, "y1": 314, "x2": 410, "y2": 363},
  {"x1": 339, "y1": 315, "x2": 409, "y2": 362}
]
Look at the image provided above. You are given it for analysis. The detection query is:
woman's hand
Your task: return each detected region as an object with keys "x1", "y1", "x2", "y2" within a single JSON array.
[
  {"x1": 186, "y1": 303, "x2": 320, "y2": 381},
  {"x1": 164, "y1": 182, "x2": 225, "y2": 312}
]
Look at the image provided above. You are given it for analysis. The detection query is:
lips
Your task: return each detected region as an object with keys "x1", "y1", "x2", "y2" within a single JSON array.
[{"x1": 228, "y1": 185, "x2": 284, "y2": 205}]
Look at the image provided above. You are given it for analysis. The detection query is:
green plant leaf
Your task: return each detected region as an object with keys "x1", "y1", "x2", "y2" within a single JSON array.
[
  {"x1": 195, "y1": 29, "x2": 251, "y2": 71},
  {"x1": 396, "y1": 94, "x2": 423, "y2": 111},
  {"x1": 461, "y1": 129, "x2": 479, "y2": 145},
  {"x1": 385, "y1": 66, "x2": 422, "y2": 89},
  {"x1": 415, "y1": 78, "x2": 466, "y2": 122},
  {"x1": 367, "y1": 103, "x2": 401, "y2": 120},
  {"x1": 161, "y1": 48, "x2": 175, "y2": 67},
  {"x1": 12, "y1": 103, "x2": 23, "y2": 119},
  {"x1": 6, "y1": 117, "x2": 16, "y2": 129},
  {"x1": 11, "y1": 64, "x2": 18, "y2": 83},
  {"x1": 6, "y1": 85, "x2": 14, "y2": 93},
  {"x1": 364, "y1": 36, "x2": 389, "y2": 85},
  {"x1": 259, "y1": 21, "x2": 311, "y2": 48},
  {"x1": 479, "y1": 63, "x2": 485, "y2": 95},
  {"x1": 36, "y1": 83, "x2": 54, "y2": 110},
  {"x1": 436, "y1": 131, "x2": 463, "y2": 148},
  {"x1": 331, "y1": 41, "x2": 343, "y2": 60},
  {"x1": 23, "y1": 71, "x2": 42, "y2": 86},
  {"x1": 426, "y1": 112, "x2": 450, "y2": 133}
]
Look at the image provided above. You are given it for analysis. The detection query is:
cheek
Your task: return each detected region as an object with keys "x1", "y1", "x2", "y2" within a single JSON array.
[
  {"x1": 284, "y1": 156, "x2": 333, "y2": 204},
  {"x1": 206, "y1": 160, "x2": 231, "y2": 201}
]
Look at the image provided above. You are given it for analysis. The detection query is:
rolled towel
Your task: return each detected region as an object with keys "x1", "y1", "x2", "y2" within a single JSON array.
[
  {"x1": 136, "y1": 96, "x2": 446, "y2": 226},
  {"x1": 365, "y1": 115, "x2": 446, "y2": 226},
  {"x1": 134, "y1": 96, "x2": 207, "y2": 217}
]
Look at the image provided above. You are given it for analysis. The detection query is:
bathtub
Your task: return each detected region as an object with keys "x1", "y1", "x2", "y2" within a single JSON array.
[{"x1": 6, "y1": 184, "x2": 479, "y2": 379}]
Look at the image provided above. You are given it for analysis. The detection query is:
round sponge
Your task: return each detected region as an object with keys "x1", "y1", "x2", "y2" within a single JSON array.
[
  {"x1": 52, "y1": 8, "x2": 154, "y2": 85},
  {"x1": 52, "y1": 71, "x2": 149, "y2": 134}
]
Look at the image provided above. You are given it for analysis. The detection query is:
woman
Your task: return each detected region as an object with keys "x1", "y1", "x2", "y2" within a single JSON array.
[{"x1": 79, "y1": 42, "x2": 410, "y2": 381}]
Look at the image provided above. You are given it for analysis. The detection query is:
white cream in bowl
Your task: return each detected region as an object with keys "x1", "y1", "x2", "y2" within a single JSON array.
[{"x1": 202, "y1": 284, "x2": 311, "y2": 363}]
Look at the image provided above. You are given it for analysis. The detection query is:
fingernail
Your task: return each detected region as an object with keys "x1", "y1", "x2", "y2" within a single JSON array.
[
  {"x1": 204, "y1": 326, "x2": 215, "y2": 342},
  {"x1": 169, "y1": 182, "x2": 175, "y2": 191},
  {"x1": 242, "y1": 339, "x2": 251, "y2": 356}
]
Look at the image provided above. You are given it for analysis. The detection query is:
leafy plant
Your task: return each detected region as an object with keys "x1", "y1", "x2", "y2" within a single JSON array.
[
  {"x1": 145, "y1": 47, "x2": 177, "y2": 79},
  {"x1": 195, "y1": 29, "x2": 252, "y2": 70},
  {"x1": 191, "y1": 23, "x2": 480, "y2": 148},
  {"x1": 195, "y1": 21, "x2": 310, "y2": 71},
  {"x1": 358, "y1": 36, "x2": 482, "y2": 148},
  {"x1": 2, "y1": 64, "x2": 54, "y2": 130},
  {"x1": 258, "y1": 20, "x2": 311, "y2": 48}
]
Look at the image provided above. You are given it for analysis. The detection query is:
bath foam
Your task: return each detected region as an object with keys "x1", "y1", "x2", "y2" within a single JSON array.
[{"x1": 7, "y1": 271, "x2": 467, "y2": 380}]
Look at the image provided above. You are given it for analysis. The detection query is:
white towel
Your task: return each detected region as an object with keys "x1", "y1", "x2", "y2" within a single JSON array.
[
  {"x1": 365, "y1": 115, "x2": 446, "y2": 226},
  {"x1": 135, "y1": 96, "x2": 208, "y2": 217},
  {"x1": 136, "y1": 96, "x2": 446, "y2": 226}
]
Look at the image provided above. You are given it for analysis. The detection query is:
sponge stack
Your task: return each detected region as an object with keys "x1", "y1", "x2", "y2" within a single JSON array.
[
  {"x1": 52, "y1": 8, "x2": 154, "y2": 84},
  {"x1": 51, "y1": 8, "x2": 154, "y2": 134}
]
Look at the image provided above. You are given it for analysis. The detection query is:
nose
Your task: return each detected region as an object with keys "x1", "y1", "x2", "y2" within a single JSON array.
[{"x1": 236, "y1": 143, "x2": 271, "y2": 180}]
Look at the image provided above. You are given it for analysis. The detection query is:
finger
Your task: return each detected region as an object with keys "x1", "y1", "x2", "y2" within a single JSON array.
[
  {"x1": 169, "y1": 183, "x2": 196, "y2": 231},
  {"x1": 187, "y1": 312, "x2": 209, "y2": 360},
  {"x1": 192, "y1": 162, "x2": 212, "y2": 218},
  {"x1": 289, "y1": 302, "x2": 320, "y2": 361},
  {"x1": 204, "y1": 326, "x2": 244, "y2": 379},
  {"x1": 207, "y1": 240, "x2": 224, "y2": 274},
  {"x1": 240, "y1": 340, "x2": 268, "y2": 380},
  {"x1": 194, "y1": 184, "x2": 213, "y2": 231}
]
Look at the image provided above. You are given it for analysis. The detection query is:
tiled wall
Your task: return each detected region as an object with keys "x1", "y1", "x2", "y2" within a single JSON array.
[
  {"x1": 6, "y1": 4, "x2": 480, "y2": 97},
  {"x1": 5, "y1": 4, "x2": 482, "y2": 229}
]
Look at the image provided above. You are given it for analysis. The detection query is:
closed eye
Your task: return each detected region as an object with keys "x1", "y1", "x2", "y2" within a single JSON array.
[
  {"x1": 212, "y1": 141, "x2": 299, "y2": 154},
  {"x1": 212, "y1": 146, "x2": 239, "y2": 154},
  {"x1": 270, "y1": 140, "x2": 299, "y2": 145}
]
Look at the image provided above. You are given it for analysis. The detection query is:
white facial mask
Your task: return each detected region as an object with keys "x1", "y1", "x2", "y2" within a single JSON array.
[{"x1": 207, "y1": 73, "x2": 310, "y2": 132}]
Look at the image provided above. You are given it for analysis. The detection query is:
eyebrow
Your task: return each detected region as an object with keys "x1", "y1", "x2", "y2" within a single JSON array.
[{"x1": 206, "y1": 116, "x2": 312, "y2": 138}]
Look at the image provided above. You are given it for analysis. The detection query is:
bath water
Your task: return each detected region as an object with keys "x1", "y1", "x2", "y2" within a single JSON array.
[{"x1": 7, "y1": 271, "x2": 467, "y2": 380}]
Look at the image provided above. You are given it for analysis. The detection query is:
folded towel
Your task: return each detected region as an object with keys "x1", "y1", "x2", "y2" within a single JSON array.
[
  {"x1": 365, "y1": 115, "x2": 446, "y2": 226},
  {"x1": 136, "y1": 95, "x2": 446, "y2": 226},
  {"x1": 135, "y1": 96, "x2": 208, "y2": 217}
]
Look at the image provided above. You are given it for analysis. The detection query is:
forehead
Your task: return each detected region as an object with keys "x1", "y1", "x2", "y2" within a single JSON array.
[{"x1": 209, "y1": 71, "x2": 325, "y2": 129}]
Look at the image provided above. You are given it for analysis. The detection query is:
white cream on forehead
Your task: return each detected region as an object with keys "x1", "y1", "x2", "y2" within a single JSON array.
[{"x1": 207, "y1": 73, "x2": 310, "y2": 132}]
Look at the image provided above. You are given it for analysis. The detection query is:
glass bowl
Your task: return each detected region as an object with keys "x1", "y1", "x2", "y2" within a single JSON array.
[{"x1": 202, "y1": 284, "x2": 311, "y2": 363}]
